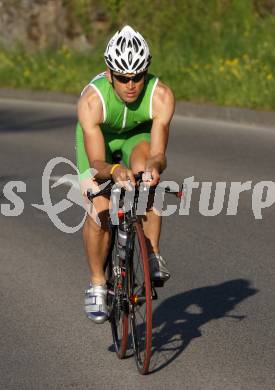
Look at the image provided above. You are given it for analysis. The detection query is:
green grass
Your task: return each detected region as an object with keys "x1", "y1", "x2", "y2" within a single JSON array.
[
  {"x1": 0, "y1": 46, "x2": 104, "y2": 94},
  {"x1": 1, "y1": 0, "x2": 275, "y2": 109}
]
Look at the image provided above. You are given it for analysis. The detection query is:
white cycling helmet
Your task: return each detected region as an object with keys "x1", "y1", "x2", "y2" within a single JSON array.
[{"x1": 104, "y1": 25, "x2": 151, "y2": 74}]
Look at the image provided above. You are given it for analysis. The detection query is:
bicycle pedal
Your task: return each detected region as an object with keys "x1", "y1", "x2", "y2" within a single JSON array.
[
  {"x1": 152, "y1": 280, "x2": 165, "y2": 288},
  {"x1": 151, "y1": 287, "x2": 158, "y2": 300}
]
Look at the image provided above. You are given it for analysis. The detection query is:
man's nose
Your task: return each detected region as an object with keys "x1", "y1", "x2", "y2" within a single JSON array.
[{"x1": 127, "y1": 80, "x2": 134, "y2": 88}]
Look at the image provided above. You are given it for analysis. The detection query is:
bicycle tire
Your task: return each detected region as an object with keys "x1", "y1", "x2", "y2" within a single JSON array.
[
  {"x1": 107, "y1": 227, "x2": 129, "y2": 359},
  {"x1": 129, "y1": 222, "x2": 152, "y2": 374}
]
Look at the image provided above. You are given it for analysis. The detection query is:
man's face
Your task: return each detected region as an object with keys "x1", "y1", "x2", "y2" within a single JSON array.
[{"x1": 108, "y1": 70, "x2": 146, "y2": 103}]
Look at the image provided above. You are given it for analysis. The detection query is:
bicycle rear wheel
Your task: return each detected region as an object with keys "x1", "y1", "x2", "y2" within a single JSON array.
[
  {"x1": 129, "y1": 222, "x2": 152, "y2": 374},
  {"x1": 107, "y1": 228, "x2": 129, "y2": 359}
]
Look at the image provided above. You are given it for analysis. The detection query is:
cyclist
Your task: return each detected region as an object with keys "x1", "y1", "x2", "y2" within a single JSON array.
[{"x1": 76, "y1": 25, "x2": 175, "y2": 323}]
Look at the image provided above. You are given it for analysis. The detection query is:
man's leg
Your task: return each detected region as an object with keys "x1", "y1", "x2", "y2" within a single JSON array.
[
  {"x1": 83, "y1": 202, "x2": 111, "y2": 285},
  {"x1": 129, "y1": 140, "x2": 162, "y2": 254},
  {"x1": 81, "y1": 179, "x2": 111, "y2": 323},
  {"x1": 80, "y1": 176, "x2": 111, "y2": 284},
  {"x1": 128, "y1": 140, "x2": 170, "y2": 282},
  {"x1": 76, "y1": 124, "x2": 113, "y2": 322}
]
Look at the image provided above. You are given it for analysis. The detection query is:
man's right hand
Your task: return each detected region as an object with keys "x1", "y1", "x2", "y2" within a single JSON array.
[{"x1": 111, "y1": 166, "x2": 136, "y2": 191}]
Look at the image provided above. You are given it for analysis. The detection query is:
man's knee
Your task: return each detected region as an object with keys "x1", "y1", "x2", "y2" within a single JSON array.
[
  {"x1": 85, "y1": 191, "x2": 109, "y2": 226},
  {"x1": 85, "y1": 210, "x2": 110, "y2": 232},
  {"x1": 85, "y1": 195, "x2": 110, "y2": 231}
]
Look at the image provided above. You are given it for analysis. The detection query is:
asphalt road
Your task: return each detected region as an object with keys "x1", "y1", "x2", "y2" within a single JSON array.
[{"x1": 0, "y1": 98, "x2": 274, "y2": 390}]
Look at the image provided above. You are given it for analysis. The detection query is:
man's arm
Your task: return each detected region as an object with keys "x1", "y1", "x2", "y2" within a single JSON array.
[
  {"x1": 77, "y1": 87, "x2": 135, "y2": 185},
  {"x1": 77, "y1": 87, "x2": 112, "y2": 178},
  {"x1": 145, "y1": 81, "x2": 175, "y2": 185}
]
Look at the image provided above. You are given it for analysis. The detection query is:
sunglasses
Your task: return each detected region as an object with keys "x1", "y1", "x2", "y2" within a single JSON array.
[{"x1": 112, "y1": 71, "x2": 146, "y2": 84}]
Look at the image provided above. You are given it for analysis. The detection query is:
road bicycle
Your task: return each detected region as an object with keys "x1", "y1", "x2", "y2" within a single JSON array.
[{"x1": 87, "y1": 170, "x2": 182, "y2": 374}]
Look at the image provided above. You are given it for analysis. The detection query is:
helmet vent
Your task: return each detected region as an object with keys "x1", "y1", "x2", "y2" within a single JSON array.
[
  {"x1": 135, "y1": 59, "x2": 145, "y2": 71},
  {"x1": 121, "y1": 58, "x2": 128, "y2": 69},
  {"x1": 117, "y1": 36, "x2": 122, "y2": 46},
  {"x1": 133, "y1": 38, "x2": 139, "y2": 52},
  {"x1": 132, "y1": 58, "x2": 140, "y2": 70},
  {"x1": 115, "y1": 49, "x2": 120, "y2": 56},
  {"x1": 140, "y1": 49, "x2": 144, "y2": 56},
  {"x1": 128, "y1": 51, "x2": 133, "y2": 65},
  {"x1": 121, "y1": 38, "x2": 126, "y2": 52},
  {"x1": 128, "y1": 40, "x2": 132, "y2": 48},
  {"x1": 135, "y1": 37, "x2": 141, "y2": 46},
  {"x1": 115, "y1": 59, "x2": 125, "y2": 71},
  {"x1": 105, "y1": 59, "x2": 114, "y2": 69}
]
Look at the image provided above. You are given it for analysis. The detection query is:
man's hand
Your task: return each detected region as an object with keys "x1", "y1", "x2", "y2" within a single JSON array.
[
  {"x1": 142, "y1": 168, "x2": 160, "y2": 186},
  {"x1": 112, "y1": 166, "x2": 136, "y2": 191}
]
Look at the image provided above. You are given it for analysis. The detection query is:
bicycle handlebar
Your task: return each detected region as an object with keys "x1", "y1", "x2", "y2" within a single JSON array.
[{"x1": 86, "y1": 171, "x2": 184, "y2": 202}]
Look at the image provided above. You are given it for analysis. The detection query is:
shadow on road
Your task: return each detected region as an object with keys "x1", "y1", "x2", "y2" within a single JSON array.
[
  {"x1": 149, "y1": 278, "x2": 258, "y2": 374},
  {"x1": 0, "y1": 109, "x2": 75, "y2": 132}
]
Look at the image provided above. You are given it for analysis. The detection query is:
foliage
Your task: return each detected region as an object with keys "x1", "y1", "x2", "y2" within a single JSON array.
[{"x1": 1, "y1": 0, "x2": 275, "y2": 109}]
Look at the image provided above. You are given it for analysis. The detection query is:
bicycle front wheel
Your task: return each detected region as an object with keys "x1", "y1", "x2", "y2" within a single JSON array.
[
  {"x1": 107, "y1": 228, "x2": 129, "y2": 359},
  {"x1": 130, "y1": 222, "x2": 152, "y2": 374}
]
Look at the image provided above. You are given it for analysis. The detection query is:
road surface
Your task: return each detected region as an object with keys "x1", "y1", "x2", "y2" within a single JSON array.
[{"x1": 0, "y1": 98, "x2": 274, "y2": 389}]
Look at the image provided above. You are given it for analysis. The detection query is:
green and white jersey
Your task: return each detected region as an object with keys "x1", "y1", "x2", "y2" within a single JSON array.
[
  {"x1": 76, "y1": 72, "x2": 159, "y2": 175},
  {"x1": 85, "y1": 71, "x2": 159, "y2": 135}
]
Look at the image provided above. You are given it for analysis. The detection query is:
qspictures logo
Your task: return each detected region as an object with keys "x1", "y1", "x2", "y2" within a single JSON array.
[{"x1": 1, "y1": 156, "x2": 275, "y2": 233}]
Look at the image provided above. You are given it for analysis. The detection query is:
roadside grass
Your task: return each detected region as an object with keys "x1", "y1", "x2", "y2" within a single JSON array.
[
  {"x1": 0, "y1": 46, "x2": 104, "y2": 93},
  {"x1": 1, "y1": 0, "x2": 275, "y2": 109},
  {"x1": 155, "y1": 54, "x2": 275, "y2": 109},
  {"x1": 1, "y1": 44, "x2": 274, "y2": 110}
]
